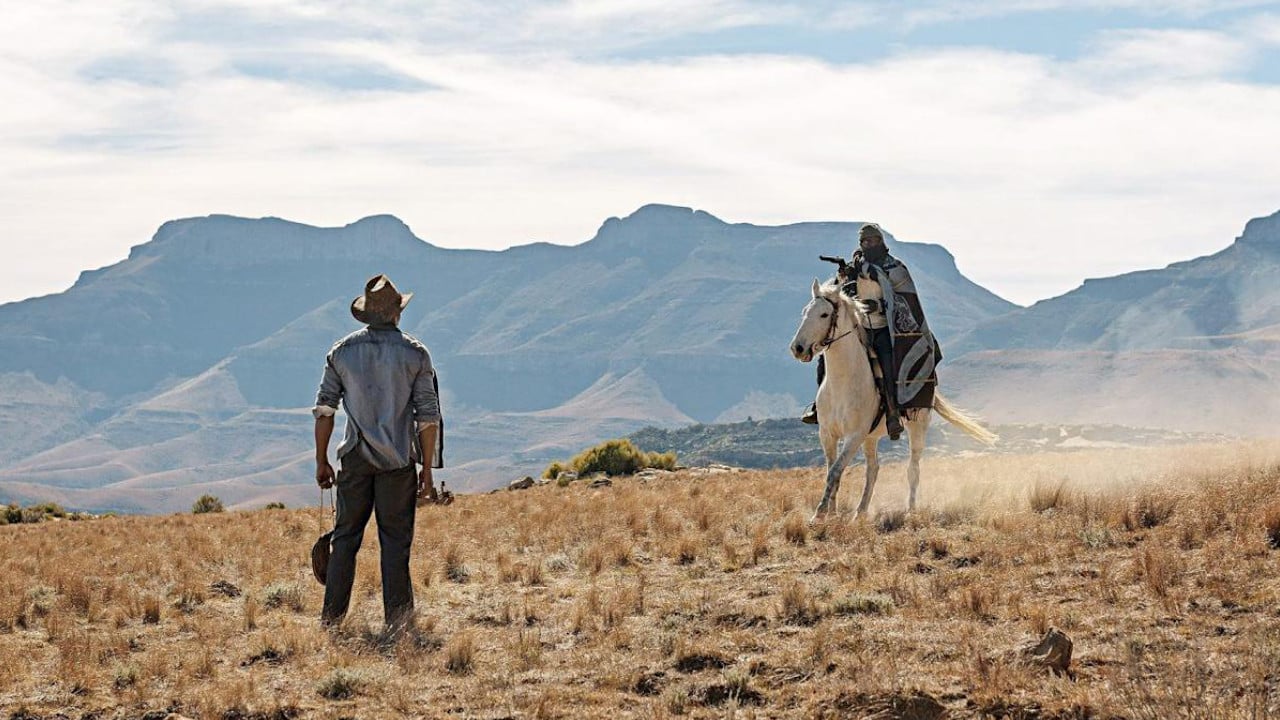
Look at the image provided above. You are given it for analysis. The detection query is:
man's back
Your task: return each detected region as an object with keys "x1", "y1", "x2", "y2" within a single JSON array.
[{"x1": 315, "y1": 326, "x2": 442, "y2": 471}]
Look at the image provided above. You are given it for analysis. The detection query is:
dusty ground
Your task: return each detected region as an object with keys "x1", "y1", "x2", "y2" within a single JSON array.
[{"x1": 3, "y1": 441, "x2": 1280, "y2": 719}]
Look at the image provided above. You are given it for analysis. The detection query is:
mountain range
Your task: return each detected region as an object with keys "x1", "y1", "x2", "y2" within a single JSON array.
[{"x1": 0, "y1": 204, "x2": 1276, "y2": 511}]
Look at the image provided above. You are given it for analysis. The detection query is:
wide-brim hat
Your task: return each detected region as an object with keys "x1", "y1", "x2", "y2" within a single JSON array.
[
  {"x1": 351, "y1": 274, "x2": 412, "y2": 325},
  {"x1": 311, "y1": 530, "x2": 333, "y2": 585}
]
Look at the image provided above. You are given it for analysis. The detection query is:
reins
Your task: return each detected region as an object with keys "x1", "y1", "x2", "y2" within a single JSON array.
[
  {"x1": 817, "y1": 296, "x2": 855, "y2": 350},
  {"x1": 319, "y1": 486, "x2": 334, "y2": 532}
]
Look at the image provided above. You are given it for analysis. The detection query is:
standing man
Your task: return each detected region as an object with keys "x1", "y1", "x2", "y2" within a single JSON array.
[
  {"x1": 801, "y1": 224, "x2": 941, "y2": 440},
  {"x1": 313, "y1": 274, "x2": 444, "y2": 632}
]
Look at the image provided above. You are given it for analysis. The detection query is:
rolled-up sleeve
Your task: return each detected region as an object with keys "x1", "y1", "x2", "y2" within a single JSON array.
[
  {"x1": 411, "y1": 351, "x2": 441, "y2": 427},
  {"x1": 313, "y1": 351, "x2": 344, "y2": 419}
]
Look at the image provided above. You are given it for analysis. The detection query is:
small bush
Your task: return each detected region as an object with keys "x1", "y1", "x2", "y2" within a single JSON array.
[
  {"x1": 563, "y1": 439, "x2": 677, "y2": 478},
  {"x1": 831, "y1": 593, "x2": 894, "y2": 616},
  {"x1": 875, "y1": 509, "x2": 908, "y2": 534},
  {"x1": 28, "y1": 502, "x2": 66, "y2": 519},
  {"x1": 1261, "y1": 503, "x2": 1280, "y2": 550},
  {"x1": 3, "y1": 504, "x2": 19, "y2": 524},
  {"x1": 264, "y1": 502, "x2": 286, "y2": 510},
  {"x1": 444, "y1": 631, "x2": 476, "y2": 674},
  {"x1": 142, "y1": 596, "x2": 162, "y2": 624},
  {"x1": 112, "y1": 663, "x2": 139, "y2": 690},
  {"x1": 443, "y1": 545, "x2": 469, "y2": 583},
  {"x1": 783, "y1": 514, "x2": 807, "y2": 545},
  {"x1": 646, "y1": 451, "x2": 677, "y2": 471},
  {"x1": 1029, "y1": 481, "x2": 1071, "y2": 514},
  {"x1": 777, "y1": 581, "x2": 823, "y2": 626},
  {"x1": 262, "y1": 582, "x2": 305, "y2": 612},
  {"x1": 192, "y1": 494, "x2": 225, "y2": 514},
  {"x1": 543, "y1": 462, "x2": 566, "y2": 481},
  {"x1": 1123, "y1": 492, "x2": 1177, "y2": 531},
  {"x1": 317, "y1": 668, "x2": 366, "y2": 700}
]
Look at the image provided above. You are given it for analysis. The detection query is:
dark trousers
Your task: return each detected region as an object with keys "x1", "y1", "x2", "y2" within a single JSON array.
[
  {"x1": 321, "y1": 450, "x2": 417, "y2": 627},
  {"x1": 816, "y1": 327, "x2": 898, "y2": 410}
]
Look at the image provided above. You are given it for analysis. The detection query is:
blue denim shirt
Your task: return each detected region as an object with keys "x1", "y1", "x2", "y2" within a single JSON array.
[{"x1": 313, "y1": 325, "x2": 442, "y2": 471}]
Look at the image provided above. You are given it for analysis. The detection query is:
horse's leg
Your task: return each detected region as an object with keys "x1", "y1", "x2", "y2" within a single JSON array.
[
  {"x1": 855, "y1": 435, "x2": 880, "y2": 516},
  {"x1": 812, "y1": 429, "x2": 839, "y2": 520},
  {"x1": 814, "y1": 433, "x2": 859, "y2": 522},
  {"x1": 906, "y1": 410, "x2": 930, "y2": 511}
]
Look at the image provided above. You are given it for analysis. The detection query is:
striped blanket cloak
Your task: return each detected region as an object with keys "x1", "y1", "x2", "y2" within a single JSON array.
[{"x1": 852, "y1": 252, "x2": 942, "y2": 410}]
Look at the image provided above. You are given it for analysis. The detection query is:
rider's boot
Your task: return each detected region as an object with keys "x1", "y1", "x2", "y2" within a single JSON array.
[
  {"x1": 871, "y1": 328, "x2": 903, "y2": 441},
  {"x1": 801, "y1": 355, "x2": 825, "y2": 425},
  {"x1": 884, "y1": 400, "x2": 903, "y2": 441}
]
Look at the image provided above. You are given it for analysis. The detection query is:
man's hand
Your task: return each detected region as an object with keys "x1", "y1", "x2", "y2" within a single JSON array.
[
  {"x1": 316, "y1": 459, "x2": 335, "y2": 489},
  {"x1": 416, "y1": 465, "x2": 438, "y2": 505},
  {"x1": 314, "y1": 414, "x2": 336, "y2": 489}
]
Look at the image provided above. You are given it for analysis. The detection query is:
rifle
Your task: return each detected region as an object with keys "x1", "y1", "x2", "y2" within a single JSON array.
[{"x1": 819, "y1": 255, "x2": 853, "y2": 282}]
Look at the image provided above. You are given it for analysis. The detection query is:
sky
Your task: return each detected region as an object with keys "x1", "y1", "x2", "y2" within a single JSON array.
[{"x1": 3, "y1": 0, "x2": 1280, "y2": 307}]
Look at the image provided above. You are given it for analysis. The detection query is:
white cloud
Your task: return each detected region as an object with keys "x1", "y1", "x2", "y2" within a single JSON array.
[
  {"x1": 2, "y1": 1, "x2": 1280, "y2": 307},
  {"x1": 1077, "y1": 28, "x2": 1253, "y2": 78},
  {"x1": 899, "y1": 0, "x2": 1279, "y2": 27}
]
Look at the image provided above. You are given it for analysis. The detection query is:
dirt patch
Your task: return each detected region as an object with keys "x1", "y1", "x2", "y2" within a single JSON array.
[
  {"x1": 971, "y1": 699, "x2": 1106, "y2": 719},
  {"x1": 826, "y1": 691, "x2": 947, "y2": 720},
  {"x1": 219, "y1": 708, "x2": 301, "y2": 720},
  {"x1": 714, "y1": 611, "x2": 768, "y2": 628},
  {"x1": 632, "y1": 670, "x2": 667, "y2": 696},
  {"x1": 695, "y1": 682, "x2": 765, "y2": 707},
  {"x1": 241, "y1": 647, "x2": 289, "y2": 667},
  {"x1": 673, "y1": 652, "x2": 732, "y2": 673}
]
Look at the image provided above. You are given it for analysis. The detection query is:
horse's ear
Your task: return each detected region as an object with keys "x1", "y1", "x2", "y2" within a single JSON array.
[{"x1": 811, "y1": 278, "x2": 820, "y2": 297}]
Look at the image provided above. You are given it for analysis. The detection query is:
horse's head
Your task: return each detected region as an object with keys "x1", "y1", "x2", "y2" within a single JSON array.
[{"x1": 791, "y1": 278, "x2": 860, "y2": 363}]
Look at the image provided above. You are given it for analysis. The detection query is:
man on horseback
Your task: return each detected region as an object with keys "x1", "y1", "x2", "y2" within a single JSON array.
[{"x1": 801, "y1": 224, "x2": 942, "y2": 442}]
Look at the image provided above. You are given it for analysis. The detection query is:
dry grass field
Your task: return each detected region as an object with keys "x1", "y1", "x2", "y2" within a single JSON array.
[{"x1": 3, "y1": 442, "x2": 1280, "y2": 719}]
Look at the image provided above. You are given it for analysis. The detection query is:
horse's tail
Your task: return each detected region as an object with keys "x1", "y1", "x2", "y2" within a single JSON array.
[{"x1": 932, "y1": 392, "x2": 998, "y2": 446}]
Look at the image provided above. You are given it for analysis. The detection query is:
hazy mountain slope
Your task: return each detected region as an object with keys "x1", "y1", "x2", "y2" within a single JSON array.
[
  {"x1": 952, "y1": 210, "x2": 1280, "y2": 355},
  {"x1": 942, "y1": 343, "x2": 1280, "y2": 434}
]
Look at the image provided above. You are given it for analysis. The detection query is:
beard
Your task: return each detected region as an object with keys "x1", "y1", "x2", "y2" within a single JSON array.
[{"x1": 863, "y1": 243, "x2": 888, "y2": 265}]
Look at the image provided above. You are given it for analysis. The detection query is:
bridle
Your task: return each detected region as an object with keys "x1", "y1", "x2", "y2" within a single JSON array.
[{"x1": 815, "y1": 294, "x2": 855, "y2": 351}]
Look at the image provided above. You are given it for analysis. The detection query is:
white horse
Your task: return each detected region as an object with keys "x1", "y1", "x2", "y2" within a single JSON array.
[{"x1": 790, "y1": 278, "x2": 996, "y2": 521}]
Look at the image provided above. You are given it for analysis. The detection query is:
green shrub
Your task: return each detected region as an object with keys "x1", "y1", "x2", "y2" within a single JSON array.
[
  {"x1": 264, "y1": 502, "x2": 286, "y2": 510},
  {"x1": 192, "y1": 494, "x2": 225, "y2": 514},
  {"x1": 646, "y1": 451, "x2": 677, "y2": 471},
  {"x1": 30, "y1": 502, "x2": 65, "y2": 519},
  {"x1": 568, "y1": 439, "x2": 668, "y2": 477},
  {"x1": 4, "y1": 504, "x2": 22, "y2": 524},
  {"x1": 548, "y1": 440, "x2": 679, "y2": 479}
]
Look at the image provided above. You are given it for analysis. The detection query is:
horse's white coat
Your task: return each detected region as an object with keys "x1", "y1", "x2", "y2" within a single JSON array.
[{"x1": 790, "y1": 279, "x2": 996, "y2": 520}]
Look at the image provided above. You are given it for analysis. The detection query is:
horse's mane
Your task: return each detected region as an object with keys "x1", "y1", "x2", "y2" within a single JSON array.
[{"x1": 816, "y1": 280, "x2": 869, "y2": 344}]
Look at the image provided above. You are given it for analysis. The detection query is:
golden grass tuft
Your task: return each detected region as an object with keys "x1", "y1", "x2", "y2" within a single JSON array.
[
  {"x1": 1029, "y1": 479, "x2": 1072, "y2": 513},
  {"x1": 782, "y1": 513, "x2": 807, "y2": 545},
  {"x1": 1262, "y1": 502, "x2": 1280, "y2": 550},
  {"x1": 444, "y1": 630, "x2": 476, "y2": 675}
]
